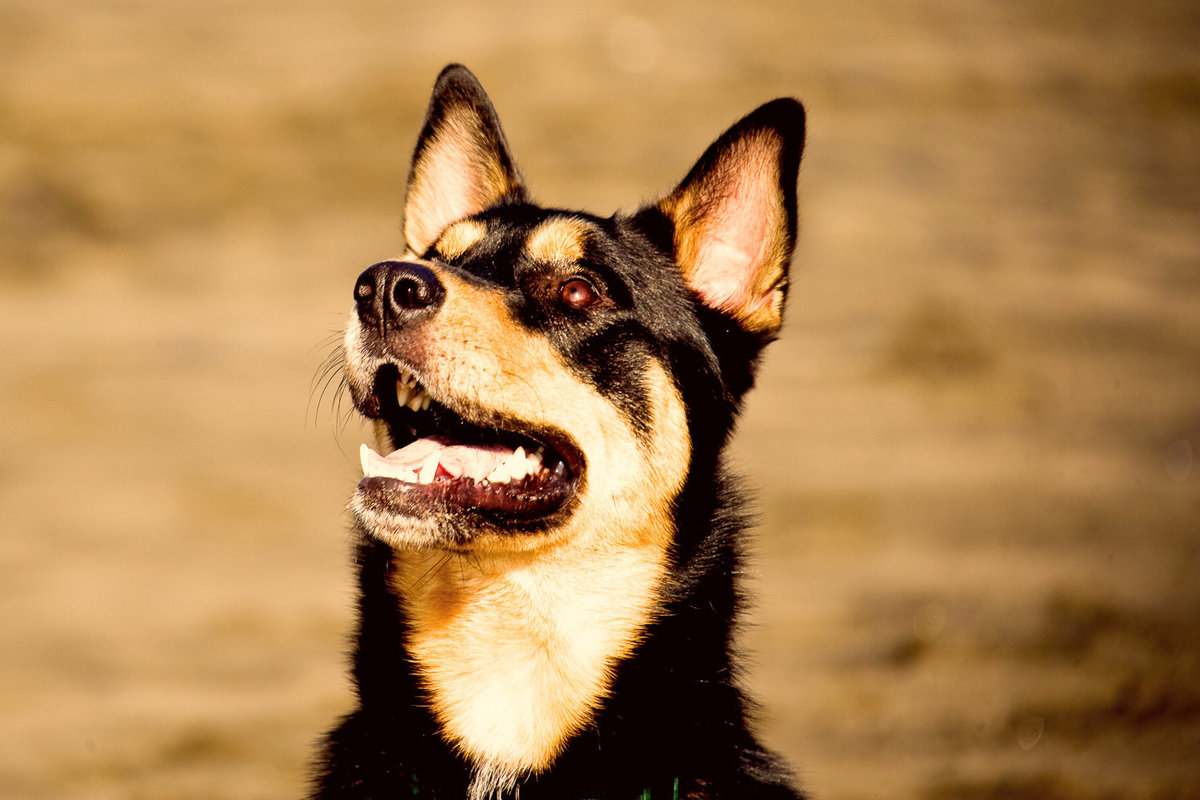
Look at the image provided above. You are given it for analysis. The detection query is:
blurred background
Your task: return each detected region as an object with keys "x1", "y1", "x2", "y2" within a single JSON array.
[{"x1": 1, "y1": 1, "x2": 1198, "y2": 798}]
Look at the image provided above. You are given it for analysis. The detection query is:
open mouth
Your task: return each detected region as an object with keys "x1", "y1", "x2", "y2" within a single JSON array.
[{"x1": 355, "y1": 364, "x2": 583, "y2": 521}]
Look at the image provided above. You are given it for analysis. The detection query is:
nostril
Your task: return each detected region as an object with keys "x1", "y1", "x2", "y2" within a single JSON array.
[
  {"x1": 354, "y1": 275, "x2": 376, "y2": 303},
  {"x1": 393, "y1": 276, "x2": 436, "y2": 309}
]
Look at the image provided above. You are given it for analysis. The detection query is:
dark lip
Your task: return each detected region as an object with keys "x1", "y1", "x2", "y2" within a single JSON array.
[
  {"x1": 353, "y1": 363, "x2": 586, "y2": 524},
  {"x1": 356, "y1": 471, "x2": 580, "y2": 524}
]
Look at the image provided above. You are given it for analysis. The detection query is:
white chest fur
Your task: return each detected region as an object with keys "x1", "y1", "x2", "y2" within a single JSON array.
[{"x1": 391, "y1": 541, "x2": 669, "y2": 779}]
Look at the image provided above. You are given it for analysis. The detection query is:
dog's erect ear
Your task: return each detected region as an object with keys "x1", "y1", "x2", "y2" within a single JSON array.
[
  {"x1": 651, "y1": 99, "x2": 805, "y2": 337},
  {"x1": 403, "y1": 65, "x2": 527, "y2": 255}
]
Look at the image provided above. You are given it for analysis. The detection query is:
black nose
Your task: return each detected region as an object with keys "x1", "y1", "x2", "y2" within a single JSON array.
[{"x1": 354, "y1": 261, "x2": 445, "y2": 330}]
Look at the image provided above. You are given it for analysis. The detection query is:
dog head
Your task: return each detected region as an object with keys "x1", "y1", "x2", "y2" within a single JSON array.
[{"x1": 343, "y1": 65, "x2": 805, "y2": 556}]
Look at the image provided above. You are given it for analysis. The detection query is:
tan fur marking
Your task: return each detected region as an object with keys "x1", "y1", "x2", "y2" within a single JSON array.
[
  {"x1": 525, "y1": 217, "x2": 591, "y2": 264},
  {"x1": 386, "y1": 271, "x2": 691, "y2": 776},
  {"x1": 434, "y1": 219, "x2": 487, "y2": 260}
]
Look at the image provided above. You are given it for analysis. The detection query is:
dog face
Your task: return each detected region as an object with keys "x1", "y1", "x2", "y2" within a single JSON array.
[{"x1": 343, "y1": 65, "x2": 805, "y2": 558}]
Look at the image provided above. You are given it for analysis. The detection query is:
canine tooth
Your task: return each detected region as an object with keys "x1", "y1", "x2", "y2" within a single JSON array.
[
  {"x1": 500, "y1": 449, "x2": 528, "y2": 480},
  {"x1": 406, "y1": 391, "x2": 426, "y2": 412},
  {"x1": 420, "y1": 394, "x2": 433, "y2": 411},
  {"x1": 418, "y1": 451, "x2": 439, "y2": 485},
  {"x1": 359, "y1": 443, "x2": 372, "y2": 476},
  {"x1": 552, "y1": 461, "x2": 567, "y2": 479},
  {"x1": 486, "y1": 463, "x2": 511, "y2": 484},
  {"x1": 396, "y1": 380, "x2": 413, "y2": 408}
]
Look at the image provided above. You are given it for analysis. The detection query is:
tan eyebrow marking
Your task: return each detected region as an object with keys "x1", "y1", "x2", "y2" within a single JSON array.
[
  {"x1": 525, "y1": 217, "x2": 592, "y2": 264},
  {"x1": 433, "y1": 219, "x2": 488, "y2": 260}
]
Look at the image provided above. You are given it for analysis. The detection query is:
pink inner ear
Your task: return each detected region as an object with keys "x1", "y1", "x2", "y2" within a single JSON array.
[
  {"x1": 407, "y1": 136, "x2": 485, "y2": 252},
  {"x1": 433, "y1": 137, "x2": 484, "y2": 224},
  {"x1": 688, "y1": 163, "x2": 779, "y2": 317},
  {"x1": 406, "y1": 102, "x2": 524, "y2": 254}
]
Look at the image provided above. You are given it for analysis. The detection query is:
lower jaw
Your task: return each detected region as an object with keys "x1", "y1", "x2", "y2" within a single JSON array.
[
  {"x1": 350, "y1": 477, "x2": 577, "y2": 548},
  {"x1": 349, "y1": 497, "x2": 452, "y2": 549}
]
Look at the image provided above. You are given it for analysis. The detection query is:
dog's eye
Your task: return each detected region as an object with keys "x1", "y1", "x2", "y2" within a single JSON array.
[{"x1": 559, "y1": 278, "x2": 601, "y2": 309}]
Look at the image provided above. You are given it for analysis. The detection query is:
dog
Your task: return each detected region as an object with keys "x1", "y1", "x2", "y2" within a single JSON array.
[{"x1": 310, "y1": 64, "x2": 807, "y2": 800}]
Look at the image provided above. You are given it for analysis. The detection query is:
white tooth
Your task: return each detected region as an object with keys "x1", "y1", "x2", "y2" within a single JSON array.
[
  {"x1": 418, "y1": 450, "x2": 439, "y2": 485},
  {"x1": 406, "y1": 391, "x2": 425, "y2": 412},
  {"x1": 486, "y1": 463, "x2": 511, "y2": 484},
  {"x1": 420, "y1": 394, "x2": 433, "y2": 411},
  {"x1": 359, "y1": 443, "x2": 372, "y2": 476},
  {"x1": 402, "y1": 470, "x2": 419, "y2": 483},
  {"x1": 526, "y1": 450, "x2": 543, "y2": 473},
  {"x1": 501, "y1": 449, "x2": 528, "y2": 481},
  {"x1": 396, "y1": 379, "x2": 413, "y2": 408}
]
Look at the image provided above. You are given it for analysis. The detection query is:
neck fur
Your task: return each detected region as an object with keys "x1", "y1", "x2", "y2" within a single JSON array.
[{"x1": 390, "y1": 535, "x2": 671, "y2": 780}]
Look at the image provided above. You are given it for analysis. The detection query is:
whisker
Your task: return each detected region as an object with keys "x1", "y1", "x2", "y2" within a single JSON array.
[
  {"x1": 335, "y1": 390, "x2": 358, "y2": 438},
  {"x1": 315, "y1": 363, "x2": 347, "y2": 424},
  {"x1": 408, "y1": 552, "x2": 453, "y2": 592},
  {"x1": 308, "y1": 339, "x2": 349, "y2": 429}
]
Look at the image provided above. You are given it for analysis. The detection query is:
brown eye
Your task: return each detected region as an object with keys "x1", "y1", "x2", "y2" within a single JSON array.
[{"x1": 559, "y1": 277, "x2": 600, "y2": 309}]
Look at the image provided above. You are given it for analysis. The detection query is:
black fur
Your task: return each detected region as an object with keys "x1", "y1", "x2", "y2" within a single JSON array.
[
  {"x1": 311, "y1": 65, "x2": 806, "y2": 800},
  {"x1": 314, "y1": 475, "x2": 800, "y2": 800}
]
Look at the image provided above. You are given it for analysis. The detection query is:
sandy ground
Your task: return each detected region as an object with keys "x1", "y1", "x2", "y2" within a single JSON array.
[{"x1": 1, "y1": 1, "x2": 1198, "y2": 798}]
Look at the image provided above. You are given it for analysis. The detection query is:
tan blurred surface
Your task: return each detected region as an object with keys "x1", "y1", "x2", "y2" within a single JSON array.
[{"x1": 2, "y1": 1, "x2": 1198, "y2": 798}]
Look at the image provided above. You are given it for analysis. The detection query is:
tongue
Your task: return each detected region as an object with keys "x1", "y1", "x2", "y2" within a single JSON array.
[{"x1": 359, "y1": 437, "x2": 517, "y2": 484}]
